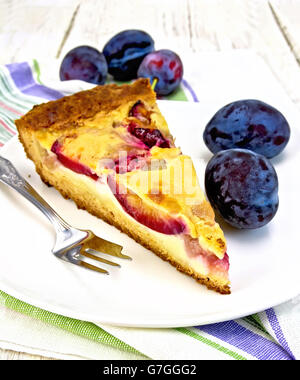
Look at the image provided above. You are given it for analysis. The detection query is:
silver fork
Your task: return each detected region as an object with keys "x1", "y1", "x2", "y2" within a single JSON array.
[{"x1": 0, "y1": 156, "x2": 131, "y2": 274}]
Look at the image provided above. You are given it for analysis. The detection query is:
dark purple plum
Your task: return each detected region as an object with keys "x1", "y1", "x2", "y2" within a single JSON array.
[
  {"x1": 203, "y1": 99, "x2": 290, "y2": 159},
  {"x1": 59, "y1": 46, "x2": 108, "y2": 85},
  {"x1": 137, "y1": 49, "x2": 183, "y2": 96},
  {"x1": 205, "y1": 149, "x2": 279, "y2": 229},
  {"x1": 103, "y1": 30, "x2": 154, "y2": 81}
]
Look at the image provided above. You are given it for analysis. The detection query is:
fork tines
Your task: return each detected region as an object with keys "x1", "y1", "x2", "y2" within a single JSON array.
[{"x1": 68, "y1": 235, "x2": 132, "y2": 275}]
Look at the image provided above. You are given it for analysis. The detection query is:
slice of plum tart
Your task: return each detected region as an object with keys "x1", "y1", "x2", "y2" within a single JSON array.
[{"x1": 15, "y1": 78, "x2": 230, "y2": 294}]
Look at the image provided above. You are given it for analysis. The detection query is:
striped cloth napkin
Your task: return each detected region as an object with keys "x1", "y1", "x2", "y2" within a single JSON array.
[{"x1": 0, "y1": 59, "x2": 299, "y2": 360}]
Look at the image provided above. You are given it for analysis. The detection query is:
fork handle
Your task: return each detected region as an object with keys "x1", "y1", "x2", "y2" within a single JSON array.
[{"x1": 0, "y1": 155, "x2": 71, "y2": 233}]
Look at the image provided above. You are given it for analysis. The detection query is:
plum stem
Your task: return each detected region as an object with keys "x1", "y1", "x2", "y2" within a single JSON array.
[{"x1": 151, "y1": 77, "x2": 158, "y2": 90}]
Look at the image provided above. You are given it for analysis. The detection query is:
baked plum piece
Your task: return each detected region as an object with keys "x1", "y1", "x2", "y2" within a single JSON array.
[
  {"x1": 205, "y1": 149, "x2": 279, "y2": 229},
  {"x1": 203, "y1": 100, "x2": 290, "y2": 158},
  {"x1": 128, "y1": 122, "x2": 170, "y2": 149},
  {"x1": 107, "y1": 176, "x2": 187, "y2": 235}
]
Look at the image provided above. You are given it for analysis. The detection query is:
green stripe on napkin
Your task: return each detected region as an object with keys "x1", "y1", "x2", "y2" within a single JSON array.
[{"x1": 0, "y1": 290, "x2": 146, "y2": 358}]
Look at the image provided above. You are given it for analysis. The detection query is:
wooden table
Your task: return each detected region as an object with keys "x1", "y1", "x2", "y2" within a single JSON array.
[{"x1": 0, "y1": 0, "x2": 299, "y2": 360}]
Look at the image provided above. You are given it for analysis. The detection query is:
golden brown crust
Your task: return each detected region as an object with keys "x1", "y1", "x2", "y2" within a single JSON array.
[{"x1": 15, "y1": 78, "x2": 155, "y2": 133}]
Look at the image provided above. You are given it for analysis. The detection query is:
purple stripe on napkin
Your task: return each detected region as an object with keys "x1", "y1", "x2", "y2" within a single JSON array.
[
  {"x1": 182, "y1": 79, "x2": 199, "y2": 102},
  {"x1": 198, "y1": 320, "x2": 292, "y2": 360},
  {"x1": 6, "y1": 62, "x2": 63, "y2": 100},
  {"x1": 266, "y1": 308, "x2": 295, "y2": 360}
]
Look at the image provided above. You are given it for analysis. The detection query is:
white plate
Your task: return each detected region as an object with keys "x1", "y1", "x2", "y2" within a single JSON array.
[{"x1": 0, "y1": 99, "x2": 300, "y2": 328}]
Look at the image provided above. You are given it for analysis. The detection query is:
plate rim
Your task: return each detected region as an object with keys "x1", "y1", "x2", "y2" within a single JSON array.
[{"x1": 1, "y1": 277, "x2": 299, "y2": 328}]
